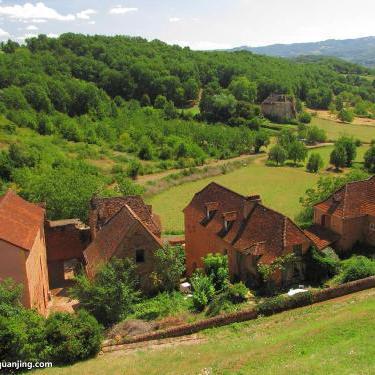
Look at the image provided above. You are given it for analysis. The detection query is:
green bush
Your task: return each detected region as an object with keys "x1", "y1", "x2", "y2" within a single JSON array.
[
  {"x1": 0, "y1": 309, "x2": 48, "y2": 362},
  {"x1": 150, "y1": 245, "x2": 186, "y2": 293},
  {"x1": 133, "y1": 292, "x2": 191, "y2": 320},
  {"x1": 45, "y1": 310, "x2": 102, "y2": 365},
  {"x1": 191, "y1": 272, "x2": 215, "y2": 311},
  {"x1": 70, "y1": 258, "x2": 140, "y2": 327},
  {"x1": 299, "y1": 111, "x2": 312, "y2": 124},
  {"x1": 226, "y1": 282, "x2": 249, "y2": 304},
  {"x1": 203, "y1": 253, "x2": 229, "y2": 291},
  {"x1": 304, "y1": 247, "x2": 340, "y2": 285},
  {"x1": 257, "y1": 291, "x2": 313, "y2": 316},
  {"x1": 306, "y1": 153, "x2": 324, "y2": 173},
  {"x1": 334, "y1": 256, "x2": 375, "y2": 284}
]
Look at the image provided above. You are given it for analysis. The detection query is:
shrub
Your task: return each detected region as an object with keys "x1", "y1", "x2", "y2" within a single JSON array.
[
  {"x1": 338, "y1": 108, "x2": 354, "y2": 123},
  {"x1": 306, "y1": 153, "x2": 324, "y2": 173},
  {"x1": 334, "y1": 256, "x2": 375, "y2": 284},
  {"x1": 0, "y1": 309, "x2": 48, "y2": 362},
  {"x1": 268, "y1": 144, "x2": 288, "y2": 166},
  {"x1": 226, "y1": 282, "x2": 249, "y2": 303},
  {"x1": 70, "y1": 258, "x2": 140, "y2": 327},
  {"x1": 191, "y1": 273, "x2": 215, "y2": 311},
  {"x1": 203, "y1": 253, "x2": 229, "y2": 291},
  {"x1": 298, "y1": 111, "x2": 312, "y2": 124},
  {"x1": 0, "y1": 278, "x2": 23, "y2": 317},
  {"x1": 257, "y1": 291, "x2": 313, "y2": 316},
  {"x1": 304, "y1": 247, "x2": 340, "y2": 285},
  {"x1": 45, "y1": 310, "x2": 102, "y2": 365},
  {"x1": 150, "y1": 245, "x2": 185, "y2": 293},
  {"x1": 115, "y1": 175, "x2": 145, "y2": 196},
  {"x1": 133, "y1": 292, "x2": 190, "y2": 320},
  {"x1": 206, "y1": 294, "x2": 235, "y2": 317}
]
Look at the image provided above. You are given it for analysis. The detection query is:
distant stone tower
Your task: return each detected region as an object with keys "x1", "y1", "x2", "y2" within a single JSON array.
[{"x1": 261, "y1": 93, "x2": 297, "y2": 123}]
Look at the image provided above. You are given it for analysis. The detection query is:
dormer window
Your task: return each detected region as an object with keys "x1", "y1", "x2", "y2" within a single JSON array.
[
  {"x1": 204, "y1": 202, "x2": 219, "y2": 220},
  {"x1": 222, "y1": 211, "x2": 237, "y2": 234}
]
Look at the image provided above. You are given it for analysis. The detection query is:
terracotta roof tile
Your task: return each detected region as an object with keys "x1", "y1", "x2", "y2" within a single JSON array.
[
  {"x1": 0, "y1": 190, "x2": 45, "y2": 251},
  {"x1": 84, "y1": 204, "x2": 162, "y2": 278},
  {"x1": 186, "y1": 183, "x2": 310, "y2": 265},
  {"x1": 316, "y1": 175, "x2": 375, "y2": 218},
  {"x1": 90, "y1": 196, "x2": 161, "y2": 237},
  {"x1": 304, "y1": 224, "x2": 341, "y2": 251}
]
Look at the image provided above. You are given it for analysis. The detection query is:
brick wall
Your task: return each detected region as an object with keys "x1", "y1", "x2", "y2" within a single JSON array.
[
  {"x1": 45, "y1": 222, "x2": 91, "y2": 262},
  {"x1": 102, "y1": 276, "x2": 375, "y2": 350}
]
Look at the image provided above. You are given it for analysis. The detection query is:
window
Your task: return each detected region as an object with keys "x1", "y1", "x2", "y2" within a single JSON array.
[
  {"x1": 293, "y1": 244, "x2": 303, "y2": 256},
  {"x1": 370, "y1": 223, "x2": 375, "y2": 231},
  {"x1": 135, "y1": 249, "x2": 145, "y2": 263}
]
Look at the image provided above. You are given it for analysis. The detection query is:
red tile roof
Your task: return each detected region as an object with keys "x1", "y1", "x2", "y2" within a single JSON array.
[
  {"x1": 0, "y1": 190, "x2": 45, "y2": 251},
  {"x1": 90, "y1": 196, "x2": 161, "y2": 237},
  {"x1": 304, "y1": 224, "x2": 341, "y2": 251},
  {"x1": 315, "y1": 175, "x2": 375, "y2": 219},
  {"x1": 84, "y1": 204, "x2": 163, "y2": 278},
  {"x1": 186, "y1": 182, "x2": 310, "y2": 265}
]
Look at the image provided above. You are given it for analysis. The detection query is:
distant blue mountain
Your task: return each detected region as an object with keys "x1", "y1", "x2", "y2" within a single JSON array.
[{"x1": 231, "y1": 36, "x2": 375, "y2": 67}]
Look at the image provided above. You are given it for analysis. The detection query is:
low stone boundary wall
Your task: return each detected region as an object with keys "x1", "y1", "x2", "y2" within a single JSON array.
[
  {"x1": 102, "y1": 276, "x2": 375, "y2": 350},
  {"x1": 312, "y1": 276, "x2": 375, "y2": 303}
]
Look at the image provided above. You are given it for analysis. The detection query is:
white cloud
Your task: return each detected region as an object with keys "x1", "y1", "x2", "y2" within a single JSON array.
[
  {"x1": 47, "y1": 33, "x2": 59, "y2": 38},
  {"x1": 88, "y1": 21, "x2": 96, "y2": 25},
  {"x1": 26, "y1": 25, "x2": 38, "y2": 31},
  {"x1": 76, "y1": 9, "x2": 97, "y2": 20},
  {"x1": 169, "y1": 17, "x2": 181, "y2": 23},
  {"x1": 0, "y1": 2, "x2": 75, "y2": 22},
  {"x1": 0, "y1": 28, "x2": 9, "y2": 38},
  {"x1": 16, "y1": 33, "x2": 38, "y2": 41},
  {"x1": 30, "y1": 19, "x2": 47, "y2": 24},
  {"x1": 109, "y1": 6, "x2": 138, "y2": 15}
]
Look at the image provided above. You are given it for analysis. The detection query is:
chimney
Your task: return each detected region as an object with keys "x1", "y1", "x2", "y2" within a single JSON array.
[{"x1": 243, "y1": 195, "x2": 262, "y2": 218}]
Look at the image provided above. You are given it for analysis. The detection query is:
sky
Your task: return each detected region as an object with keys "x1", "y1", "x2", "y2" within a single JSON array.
[{"x1": 0, "y1": 0, "x2": 373, "y2": 49}]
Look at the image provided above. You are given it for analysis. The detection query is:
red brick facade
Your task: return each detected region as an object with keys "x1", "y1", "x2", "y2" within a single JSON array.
[
  {"x1": 306, "y1": 175, "x2": 375, "y2": 253},
  {"x1": 45, "y1": 219, "x2": 91, "y2": 288},
  {"x1": 184, "y1": 183, "x2": 311, "y2": 288}
]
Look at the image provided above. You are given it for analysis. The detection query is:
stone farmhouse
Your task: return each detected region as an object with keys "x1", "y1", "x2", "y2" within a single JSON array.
[
  {"x1": 84, "y1": 196, "x2": 163, "y2": 291},
  {"x1": 305, "y1": 175, "x2": 375, "y2": 253},
  {"x1": 184, "y1": 182, "x2": 311, "y2": 288},
  {"x1": 0, "y1": 191, "x2": 50, "y2": 316},
  {"x1": 261, "y1": 93, "x2": 297, "y2": 122},
  {"x1": 0, "y1": 191, "x2": 162, "y2": 314}
]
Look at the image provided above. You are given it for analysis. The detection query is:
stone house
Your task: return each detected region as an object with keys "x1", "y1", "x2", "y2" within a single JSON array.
[
  {"x1": 184, "y1": 183, "x2": 311, "y2": 288},
  {"x1": 84, "y1": 196, "x2": 163, "y2": 291},
  {"x1": 305, "y1": 175, "x2": 375, "y2": 253},
  {"x1": 0, "y1": 190, "x2": 50, "y2": 316},
  {"x1": 261, "y1": 93, "x2": 297, "y2": 122}
]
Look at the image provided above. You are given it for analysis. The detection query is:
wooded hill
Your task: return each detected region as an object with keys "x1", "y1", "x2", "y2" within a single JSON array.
[{"x1": 0, "y1": 34, "x2": 373, "y2": 221}]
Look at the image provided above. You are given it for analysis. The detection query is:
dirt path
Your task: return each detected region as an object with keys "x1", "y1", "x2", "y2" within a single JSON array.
[
  {"x1": 102, "y1": 334, "x2": 206, "y2": 355},
  {"x1": 137, "y1": 153, "x2": 261, "y2": 184}
]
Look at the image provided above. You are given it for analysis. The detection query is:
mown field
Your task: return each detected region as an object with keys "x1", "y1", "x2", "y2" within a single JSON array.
[
  {"x1": 37, "y1": 288, "x2": 375, "y2": 375},
  {"x1": 148, "y1": 145, "x2": 369, "y2": 233},
  {"x1": 311, "y1": 116, "x2": 375, "y2": 143}
]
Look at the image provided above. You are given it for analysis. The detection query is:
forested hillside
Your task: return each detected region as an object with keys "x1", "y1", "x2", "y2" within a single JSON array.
[
  {"x1": 233, "y1": 36, "x2": 375, "y2": 67},
  {"x1": 0, "y1": 34, "x2": 373, "y2": 222}
]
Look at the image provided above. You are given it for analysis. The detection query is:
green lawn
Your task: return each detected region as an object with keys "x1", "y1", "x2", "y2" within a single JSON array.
[
  {"x1": 37, "y1": 288, "x2": 375, "y2": 375},
  {"x1": 147, "y1": 146, "x2": 369, "y2": 233},
  {"x1": 311, "y1": 116, "x2": 375, "y2": 142}
]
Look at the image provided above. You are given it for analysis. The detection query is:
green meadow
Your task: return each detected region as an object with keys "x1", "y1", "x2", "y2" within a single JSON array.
[
  {"x1": 36, "y1": 288, "x2": 375, "y2": 375},
  {"x1": 147, "y1": 145, "x2": 369, "y2": 233}
]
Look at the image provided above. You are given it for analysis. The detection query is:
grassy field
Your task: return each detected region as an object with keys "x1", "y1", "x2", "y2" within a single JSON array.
[
  {"x1": 311, "y1": 116, "x2": 375, "y2": 143},
  {"x1": 37, "y1": 288, "x2": 375, "y2": 375},
  {"x1": 147, "y1": 145, "x2": 369, "y2": 233}
]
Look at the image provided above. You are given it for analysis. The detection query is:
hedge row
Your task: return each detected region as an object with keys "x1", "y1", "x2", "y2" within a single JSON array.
[{"x1": 102, "y1": 276, "x2": 375, "y2": 350}]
